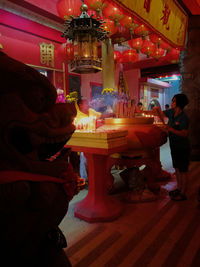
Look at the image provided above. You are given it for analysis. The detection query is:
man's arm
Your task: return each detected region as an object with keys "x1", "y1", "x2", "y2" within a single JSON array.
[{"x1": 166, "y1": 126, "x2": 188, "y2": 137}]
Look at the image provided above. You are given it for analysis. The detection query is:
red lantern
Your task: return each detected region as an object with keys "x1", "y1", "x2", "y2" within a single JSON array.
[
  {"x1": 57, "y1": 0, "x2": 82, "y2": 20},
  {"x1": 102, "y1": 19, "x2": 118, "y2": 36},
  {"x1": 64, "y1": 43, "x2": 74, "y2": 62},
  {"x1": 114, "y1": 50, "x2": 121, "y2": 61},
  {"x1": 84, "y1": 0, "x2": 106, "y2": 17},
  {"x1": 134, "y1": 24, "x2": 150, "y2": 39},
  {"x1": 120, "y1": 16, "x2": 139, "y2": 35},
  {"x1": 152, "y1": 47, "x2": 165, "y2": 60},
  {"x1": 161, "y1": 41, "x2": 172, "y2": 53},
  {"x1": 149, "y1": 33, "x2": 163, "y2": 48},
  {"x1": 166, "y1": 48, "x2": 180, "y2": 63},
  {"x1": 140, "y1": 39, "x2": 156, "y2": 57},
  {"x1": 103, "y1": 1, "x2": 124, "y2": 25},
  {"x1": 128, "y1": 37, "x2": 143, "y2": 53},
  {"x1": 119, "y1": 49, "x2": 139, "y2": 63}
]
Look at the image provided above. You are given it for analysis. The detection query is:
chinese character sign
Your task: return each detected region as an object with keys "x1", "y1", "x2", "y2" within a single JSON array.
[
  {"x1": 40, "y1": 42, "x2": 55, "y2": 67},
  {"x1": 144, "y1": 0, "x2": 152, "y2": 13},
  {"x1": 112, "y1": 0, "x2": 188, "y2": 48},
  {"x1": 160, "y1": 4, "x2": 171, "y2": 30}
]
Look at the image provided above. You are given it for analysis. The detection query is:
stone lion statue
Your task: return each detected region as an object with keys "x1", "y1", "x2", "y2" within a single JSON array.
[{"x1": 0, "y1": 51, "x2": 78, "y2": 267}]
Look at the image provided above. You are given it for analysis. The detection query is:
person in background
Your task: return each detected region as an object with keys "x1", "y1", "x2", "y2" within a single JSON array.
[
  {"x1": 127, "y1": 99, "x2": 136, "y2": 118},
  {"x1": 76, "y1": 98, "x2": 102, "y2": 119},
  {"x1": 103, "y1": 105, "x2": 115, "y2": 118},
  {"x1": 74, "y1": 99, "x2": 90, "y2": 182},
  {"x1": 77, "y1": 98, "x2": 89, "y2": 115},
  {"x1": 76, "y1": 98, "x2": 115, "y2": 181},
  {"x1": 163, "y1": 104, "x2": 170, "y2": 123},
  {"x1": 150, "y1": 103, "x2": 155, "y2": 110},
  {"x1": 153, "y1": 93, "x2": 190, "y2": 201},
  {"x1": 135, "y1": 102, "x2": 143, "y2": 113},
  {"x1": 165, "y1": 104, "x2": 170, "y2": 110},
  {"x1": 76, "y1": 98, "x2": 102, "y2": 182}
]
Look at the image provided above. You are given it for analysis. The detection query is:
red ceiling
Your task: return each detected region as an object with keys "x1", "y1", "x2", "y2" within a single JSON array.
[
  {"x1": 4, "y1": 0, "x2": 198, "y2": 74},
  {"x1": 122, "y1": 0, "x2": 200, "y2": 72},
  {"x1": 181, "y1": 0, "x2": 200, "y2": 14}
]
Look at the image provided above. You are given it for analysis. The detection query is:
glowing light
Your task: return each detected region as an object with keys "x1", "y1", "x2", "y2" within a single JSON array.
[
  {"x1": 74, "y1": 116, "x2": 97, "y2": 131},
  {"x1": 172, "y1": 75, "x2": 178, "y2": 80}
]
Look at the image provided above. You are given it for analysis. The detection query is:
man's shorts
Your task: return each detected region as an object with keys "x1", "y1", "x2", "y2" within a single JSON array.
[{"x1": 171, "y1": 148, "x2": 190, "y2": 172}]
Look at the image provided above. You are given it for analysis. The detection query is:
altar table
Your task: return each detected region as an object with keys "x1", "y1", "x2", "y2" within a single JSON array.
[{"x1": 66, "y1": 129, "x2": 128, "y2": 223}]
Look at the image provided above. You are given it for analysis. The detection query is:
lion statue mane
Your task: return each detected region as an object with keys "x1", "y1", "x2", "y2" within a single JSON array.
[{"x1": 0, "y1": 51, "x2": 78, "y2": 267}]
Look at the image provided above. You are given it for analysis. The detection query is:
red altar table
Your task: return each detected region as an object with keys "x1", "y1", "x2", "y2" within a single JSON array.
[{"x1": 66, "y1": 129, "x2": 128, "y2": 223}]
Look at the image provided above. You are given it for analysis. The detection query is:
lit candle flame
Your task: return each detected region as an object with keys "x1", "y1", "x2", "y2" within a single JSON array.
[{"x1": 73, "y1": 115, "x2": 97, "y2": 131}]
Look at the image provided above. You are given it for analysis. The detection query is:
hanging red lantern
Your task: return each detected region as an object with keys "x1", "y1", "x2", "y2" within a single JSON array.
[
  {"x1": 166, "y1": 48, "x2": 180, "y2": 63},
  {"x1": 161, "y1": 41, "x2": 172, "y2": 53},
  {"x1": 57, "y1": 0, "x2": 82, "y2": 20},
  {"x1": 120, "y1": 16, "x2": 139, "y2": 36},
  {"x1": 119, "y1": 49, "x2": 139, "y2": 63},
  {"x1": 128, "y1": 37, "x2": 143, "y2": 53},
  {"x1": 64, "y1": 42, "x2": 74, "y2": 62},
  {"x1": 134, "y1": 24, "x2": 150, "y2": 39},
  {"x1": 102, "y1": 19, "x2": 118, "y2": 37},
  {"x1": 152, "y1": 47, "x2": 165, "y2": 60},
  {"x1": 114, "y1": 50, "x2": 121, "y2": 62},
  {"x1": 140, "y1": 39, "x2": 156, "y2": 57},
  {"x1": 84, "y1": 0, "x2": 106, "y2": 18},
  {"x1": 149, "y1": 33, "x2": 163, "y2": 48},
  {"x1": 103, "y1": 1, "x2": 124, "y2": 25}
]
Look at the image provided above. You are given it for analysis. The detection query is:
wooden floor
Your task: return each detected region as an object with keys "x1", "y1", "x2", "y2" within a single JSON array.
[{"x1": 60, "y1": 145, "x2": 200, "y2": 267}]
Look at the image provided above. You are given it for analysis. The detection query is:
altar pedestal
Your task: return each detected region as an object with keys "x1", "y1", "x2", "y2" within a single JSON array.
[
  {"x1": 66, "y1": 129, "x2": 128, "y2": 222},
  {"x1": 103, "y1": 118, "x2": 171, "y2": 181}
]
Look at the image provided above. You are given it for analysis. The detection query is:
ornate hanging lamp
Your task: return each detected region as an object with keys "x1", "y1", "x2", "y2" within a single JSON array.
[{"x1": 61, "y1": 3, "x2": 109, "y2": 74}]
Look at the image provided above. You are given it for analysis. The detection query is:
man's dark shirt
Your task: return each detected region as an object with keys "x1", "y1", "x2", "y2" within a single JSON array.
[{"x1": 163, "y1": 108, "x2": 190, "y2": 150}]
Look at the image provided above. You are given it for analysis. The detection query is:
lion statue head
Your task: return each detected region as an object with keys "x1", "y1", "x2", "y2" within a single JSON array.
[{"x1": 0, "y1": 51, "x2": 76, "y2": 179}]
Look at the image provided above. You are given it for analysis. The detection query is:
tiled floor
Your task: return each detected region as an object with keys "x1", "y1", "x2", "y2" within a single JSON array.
[{"x1": 60, "y1": 141, "x2": 200, "y2": 267}]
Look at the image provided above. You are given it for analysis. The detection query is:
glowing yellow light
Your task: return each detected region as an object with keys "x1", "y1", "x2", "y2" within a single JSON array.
[{"x1": 74, "y1": 115, "x2": 97, "y2": 131}]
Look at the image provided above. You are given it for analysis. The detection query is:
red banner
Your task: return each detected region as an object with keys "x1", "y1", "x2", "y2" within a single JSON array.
[{"x1": 111, "y1": 0, "x2": 188, "y2": 49}]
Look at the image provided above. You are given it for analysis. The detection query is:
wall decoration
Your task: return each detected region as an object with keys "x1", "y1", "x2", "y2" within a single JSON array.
[
  {"x1": 151, "y1": 88, "x2": 159, "y2": 98},
  {"x1": 40, "y1": 42, "x2": 54, "y2": 67}
]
